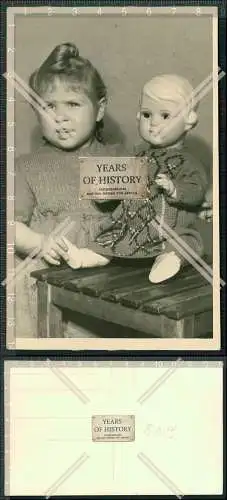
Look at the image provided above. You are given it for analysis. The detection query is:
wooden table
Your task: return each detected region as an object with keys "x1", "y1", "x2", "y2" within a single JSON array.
[{"x1": 31, "y1": 259, "x2": 213, "y2": 338}]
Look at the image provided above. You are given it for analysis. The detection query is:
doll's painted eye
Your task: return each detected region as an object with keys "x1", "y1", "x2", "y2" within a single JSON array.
[
  {"x1": 142, "y1": 111, "x2": 151, "y2": 119},
  {"x1": 161, "y1": 112, "x2": 171, "y2": 120}
]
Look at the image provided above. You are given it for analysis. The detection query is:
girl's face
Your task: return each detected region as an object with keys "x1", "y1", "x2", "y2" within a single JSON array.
[
  {"x1": 138, "y1": 92, "x2": 188, "y2": 148},
  {"x1": 37, "y1": 81, "x2": 103, "y2": 150}
]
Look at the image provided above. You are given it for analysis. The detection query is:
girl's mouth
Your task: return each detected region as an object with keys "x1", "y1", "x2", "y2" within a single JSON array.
[{"x1": 56, "y1": 128, "x2": 75, "y2": 139}]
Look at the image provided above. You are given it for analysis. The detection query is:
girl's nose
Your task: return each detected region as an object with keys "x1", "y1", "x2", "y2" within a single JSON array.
[
  {"x1": 55, "y1": 113, "x2": 68, "y2": 124},
  {"x1": 55, "y1": 105, "x2": 69, "y2": 123}
]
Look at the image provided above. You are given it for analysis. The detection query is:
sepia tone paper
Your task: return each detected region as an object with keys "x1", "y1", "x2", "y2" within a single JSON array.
[
  {"x1": 5, "y1": 360, "x2": 223, "y2": 496},
  {"x1": 6, "y1": 6, "x2": 222, "y2": 349}
]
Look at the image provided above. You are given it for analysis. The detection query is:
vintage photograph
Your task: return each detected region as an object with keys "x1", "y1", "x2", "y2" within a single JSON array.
[{"x1": 6, "y1": 6, "x2": 221, "y2": 349}]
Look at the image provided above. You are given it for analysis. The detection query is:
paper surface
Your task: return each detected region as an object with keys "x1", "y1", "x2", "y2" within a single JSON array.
[{"x1": 5, "y1": 360, "x2": 223, "y2": 496}]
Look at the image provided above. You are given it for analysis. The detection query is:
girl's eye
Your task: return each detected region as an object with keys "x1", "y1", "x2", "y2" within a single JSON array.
[
  {"x1": 162, "y1": 112, "x2": 170, "y2": 120},
  {"x1": 46, "y1": 103, "x2": 55, "y2": 110},
  {"x1": 142, "y1": 112, "x2": 151, "y2": 119},
  {"x1": 67, "y1": 102, "x2": 80, "y2": 108}
]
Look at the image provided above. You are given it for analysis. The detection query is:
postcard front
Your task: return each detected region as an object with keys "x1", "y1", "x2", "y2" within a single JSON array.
[{"x1": 5, "y1": 6, "x2": 223, "y2": 350}]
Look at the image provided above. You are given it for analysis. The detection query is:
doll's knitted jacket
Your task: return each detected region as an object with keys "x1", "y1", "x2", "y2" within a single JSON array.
[{"x1": 94, "y1": 145, "x2": 208, "y2": 258}]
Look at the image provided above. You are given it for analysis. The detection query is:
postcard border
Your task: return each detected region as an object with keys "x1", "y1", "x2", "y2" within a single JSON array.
[{"x1": 6, "y1": 5, "x2": 221, "y2": 350}]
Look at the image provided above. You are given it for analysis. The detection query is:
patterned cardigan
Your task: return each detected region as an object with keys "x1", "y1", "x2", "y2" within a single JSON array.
[{"x1": 92, "y1": 145, "x2": 208, "y2": 258}]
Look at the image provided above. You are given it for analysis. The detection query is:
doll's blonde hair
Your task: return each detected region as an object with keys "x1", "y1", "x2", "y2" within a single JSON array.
[{"x1": 142, "y1": 74, "x2": 198, "y2": 114}]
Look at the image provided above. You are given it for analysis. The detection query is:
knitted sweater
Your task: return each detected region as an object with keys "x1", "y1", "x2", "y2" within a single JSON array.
[
  {"x1": 15, "y1": 139, "x2": 124, "y2": 337},
  {"x1": 93, "y1": 144, "x2": 208, "y2": 258},
  {"x1": 15, "y1": 139, "x2": 123, "y2": 248}
]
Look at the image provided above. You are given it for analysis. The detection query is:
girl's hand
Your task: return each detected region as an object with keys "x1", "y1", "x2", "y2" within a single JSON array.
[
  {"x1": 155, "y1": 174, "x2": 176, "y2": 197},
  {"x1": 41, "y1": 235, "x2": 69, "y2": 265}
]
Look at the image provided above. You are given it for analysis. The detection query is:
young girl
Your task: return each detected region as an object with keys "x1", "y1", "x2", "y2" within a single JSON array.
[
  {"x1": 86, "y1": 74, "x2": 209, "y2": 283},
  {"x1": 15, "y1": 42, "x2": 120, "y2": 337}
]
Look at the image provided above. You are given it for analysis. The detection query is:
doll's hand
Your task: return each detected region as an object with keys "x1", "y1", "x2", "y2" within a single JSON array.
[
  {"x1": 198, "y1": 187, "x2": 213, "y2": 222},
  {"x1": 198, "y1": 200, "x2": 213, "y2": 222},
  {"x1": 155, "y1": 174, "x2": 176, "y2": 197},
  {"x1": 41, "y1": 235, "x2": 69, "y2": 266}
]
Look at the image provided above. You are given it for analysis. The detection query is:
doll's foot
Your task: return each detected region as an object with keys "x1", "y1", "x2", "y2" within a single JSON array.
[
  {"x1": 62, "y1": 238, "x2": 110, "y2": 269},
  {"x1": 149, "y1": 251, "x2": 181, "y2": 283}
]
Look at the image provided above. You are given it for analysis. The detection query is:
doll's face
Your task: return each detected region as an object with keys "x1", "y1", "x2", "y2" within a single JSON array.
[{"x1": 138, "y1": 92, "x2": 190, "y2": 148}]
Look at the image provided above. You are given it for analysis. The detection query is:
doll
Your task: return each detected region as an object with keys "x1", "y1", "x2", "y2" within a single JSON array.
[{"x1": 92, "y1": 74, "x2": 208, "y2": 283}]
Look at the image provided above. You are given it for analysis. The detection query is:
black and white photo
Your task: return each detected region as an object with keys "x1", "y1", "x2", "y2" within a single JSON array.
[{"x1": 6, "y1": 6, "x2": 221, "y2": 349}]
